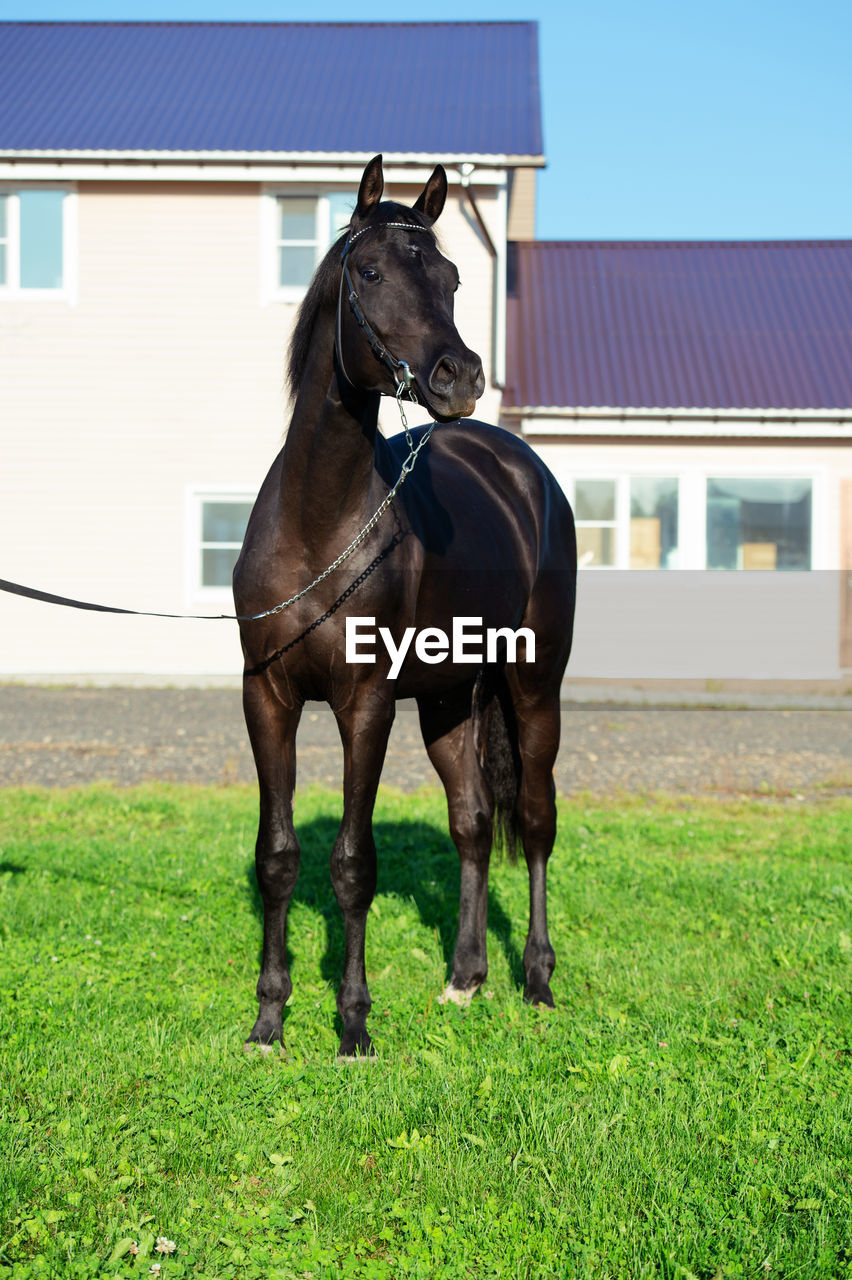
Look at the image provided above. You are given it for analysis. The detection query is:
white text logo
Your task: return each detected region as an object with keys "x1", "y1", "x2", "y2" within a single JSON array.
[{"x1": 345, "y1": 616, "x2": 535, "y2": 679}]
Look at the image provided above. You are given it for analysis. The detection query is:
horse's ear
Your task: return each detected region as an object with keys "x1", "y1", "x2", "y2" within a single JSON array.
[
  {"x1": 413, "y1": 165, "x2": 448, "y2": 225},
  {"x1": 356, "y1": 155, "x2": 384, "y2": 219}
]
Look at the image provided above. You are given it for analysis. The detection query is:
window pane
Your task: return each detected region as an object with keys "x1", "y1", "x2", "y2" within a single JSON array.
[
  {"x1": 279, "y1": 197, "x2": 316, "y2": 241},
  {"x1": 0, "y1": 193, "x2": 7, "y2": 237},
  {"x1": 575, "y1": 479, "x2": 615, "y2": 522},
  {"x1": 706, "y1": 478, "x2": 811, "y2": 570},
  {"x1": 19, "y1": 189, "x2": 64, "y2": 289},
  {"x1": 202, "y1": 547, "x2": 241, "y2": 588},
  {"x1": 279, "y1": 245, "x2": 317, "y2": 288},
  {"x1": 577, "y1": 526, "x2": 614, "y2": 567},
  {"x1": 202, "y1": 501, "x2": 253, "y2": 544},
  {"x1": 328, "y1": 191, "x2": 357, "y2": 241},
  {"x1": 630, "y1": 477, "x2": 679, "y2": 569}
]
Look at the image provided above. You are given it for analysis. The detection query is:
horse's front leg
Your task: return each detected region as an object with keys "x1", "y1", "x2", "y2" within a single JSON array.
[
  {"x1": 332, "y1": 688, "x2": 395, "y2": 1058},
  {"x1": 243, "y1": 678, "x2": 302, "y2": 1049}
]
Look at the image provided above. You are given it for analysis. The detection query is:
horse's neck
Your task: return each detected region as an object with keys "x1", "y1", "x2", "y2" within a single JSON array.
[{"x1": 279, "y1": 318, "x2": 381, "y2": 550}]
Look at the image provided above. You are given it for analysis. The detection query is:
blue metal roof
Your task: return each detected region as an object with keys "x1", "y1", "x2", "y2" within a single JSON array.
[
  {"x1": 0, "y1": 21, "x2": 543, "y2": 159},
  {"x1": 505, "y1": 240, "x2": 852, "y2": 411}
]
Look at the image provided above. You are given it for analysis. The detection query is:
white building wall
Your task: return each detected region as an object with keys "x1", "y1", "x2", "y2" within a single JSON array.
[
  {"x1": 0, "y1": 173, "x2": 504, "y2": 677},
  {"x1": 528, "y1": 436, "x2": 852, "y2": 680}
]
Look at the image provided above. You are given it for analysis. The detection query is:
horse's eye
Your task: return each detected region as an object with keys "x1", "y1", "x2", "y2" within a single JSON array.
[{"x1": 361, "y1": 267, "x2": 381, "y2": 284}]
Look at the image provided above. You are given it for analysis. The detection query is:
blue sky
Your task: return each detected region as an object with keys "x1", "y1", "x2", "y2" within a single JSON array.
[{"x1": 3, "y1": 0, "x2": 850, "y2": 240}]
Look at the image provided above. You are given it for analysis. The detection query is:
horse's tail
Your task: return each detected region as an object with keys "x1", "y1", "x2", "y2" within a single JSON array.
[{"x1": 474, "y1": 670, "x2": 520, "y2": 862}]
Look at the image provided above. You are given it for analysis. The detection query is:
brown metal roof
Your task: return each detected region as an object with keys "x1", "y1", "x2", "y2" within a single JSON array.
[{"x1": 504, "y1": 240, "x2": 852, "y2": 411}]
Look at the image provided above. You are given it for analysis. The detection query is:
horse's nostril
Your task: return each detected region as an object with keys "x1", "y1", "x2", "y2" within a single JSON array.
[{"x1": 429, "y1": 357, "x2": 458, "y2": 394}]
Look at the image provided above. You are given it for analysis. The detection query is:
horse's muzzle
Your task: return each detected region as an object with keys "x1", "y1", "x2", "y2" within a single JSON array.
[{"x1": 427, "y1": 351, "x2": 485, "y2": 419}]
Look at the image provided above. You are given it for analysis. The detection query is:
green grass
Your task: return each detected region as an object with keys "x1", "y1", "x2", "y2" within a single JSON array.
[{"x1": 1, "y1": 784, "x2": 851, "y2": 1279}]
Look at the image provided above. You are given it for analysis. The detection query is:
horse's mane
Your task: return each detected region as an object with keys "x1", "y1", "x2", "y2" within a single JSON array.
[{"x1": 287, "y1": 202, "x2": 436, "y2": 397}]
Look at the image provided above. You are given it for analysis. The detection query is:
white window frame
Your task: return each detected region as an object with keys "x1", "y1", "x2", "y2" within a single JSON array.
[
  {"x1": 567, "y1": 472, "x2": 682, "y2": 570},
  {"x1": 699, "y1": 468, "x2": 826, "y2": 571},
  {"x1": 185, "y1": 487, "x2": 256, "y2": 603},
  {"x1": 571, "y1": 476, "x2": 620, "y2": 569},
  {"x1": 260, "y1": 186, "x2": 358, "y2": 304},
  {"x1": 562, "y1": 466, "x2": 826, "y2": 571},
  {"x1": 0, "y1": 182, "x2": 77, "y2": 302}
]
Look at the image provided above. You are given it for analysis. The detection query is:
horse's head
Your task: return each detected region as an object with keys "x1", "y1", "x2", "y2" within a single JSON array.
[{"x1": 336, "y1": 155, "x2": 485, "y2": 422}]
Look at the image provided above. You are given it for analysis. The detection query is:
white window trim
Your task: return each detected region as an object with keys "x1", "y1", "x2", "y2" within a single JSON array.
[
  {"x1": 569, "y1": 472, "x2": 682, "y2": 570},
  {"x1": 563, "y1": 465, "x2": 825, "y2": 571},
  {"x1": 0, "y1": 182, "x2": 77, "y2": 303},
  {"x1": 185, "y1": 486, "x2": 256, "y2": 604},
  {"x1": 259, "y1": 185, "x2": 357, "y2": 305},
  {"x1": 698, "y1": 466, "x2": 826, "y2": 571}
]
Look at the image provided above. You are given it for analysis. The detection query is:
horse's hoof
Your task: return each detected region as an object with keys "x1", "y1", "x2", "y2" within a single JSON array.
[
  {"x1": 337, "y1": 1029, "x2": 375, "y2": 1060},
  {"x1": 438, "y1": 983, "x2": 477, "y2": 1007},
  {"x1": 335, "y1": 1049, "x2": 379, "y2": 1066},
  {"x1": 524, "y1": 983, "x2": 555, "y2": 1008},
  {"x1": 244, "y1": 1040, "x2": 274, "y2": 1056}
]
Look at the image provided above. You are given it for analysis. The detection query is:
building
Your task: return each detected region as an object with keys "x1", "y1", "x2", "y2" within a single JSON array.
[
  {"x1": 2, "y1": 21, "x2": 850, "y2": 686},
  {"x1": 0, "y1": 20, "x2": 540, "y2": 679},
  {"x1": 502, "y1": 241, "x2": 852, "y2": 684}
]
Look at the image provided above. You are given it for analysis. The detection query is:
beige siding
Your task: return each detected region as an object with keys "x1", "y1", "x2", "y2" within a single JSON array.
[
  {"x1": 0, "y1": 177, "x2": 503, "y2": 675},
  {"x1": 507, "y1": 169, "x2": 536, "y2": 241}
]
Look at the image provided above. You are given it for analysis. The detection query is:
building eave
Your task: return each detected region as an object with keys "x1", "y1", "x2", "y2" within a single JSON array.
[
  {"x1": 505, "y1": 405, "x2": 852, "y2": 440},
  {"x1": 0, "y1": 149, "x2": 545, "y2": 168}
]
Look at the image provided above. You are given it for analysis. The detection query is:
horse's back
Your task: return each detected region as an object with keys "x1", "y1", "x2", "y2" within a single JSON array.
[{"x1": 381, "y1": 417, "x2": 576, "y2": 575}]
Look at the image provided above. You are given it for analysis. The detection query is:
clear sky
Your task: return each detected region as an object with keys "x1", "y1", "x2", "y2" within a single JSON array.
[{"x1": 3, "y1": 0, "x2": 850, "y2": 240}]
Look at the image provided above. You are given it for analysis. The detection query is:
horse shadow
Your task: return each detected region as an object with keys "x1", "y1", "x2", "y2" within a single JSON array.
[{"x1": 244, "y1": 810, "x2": 526, "y2": 1037}]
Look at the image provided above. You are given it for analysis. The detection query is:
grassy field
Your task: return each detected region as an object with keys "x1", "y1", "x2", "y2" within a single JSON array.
[{"x1": 0, "y1": 783, "x2": 850, "y2": 1279}]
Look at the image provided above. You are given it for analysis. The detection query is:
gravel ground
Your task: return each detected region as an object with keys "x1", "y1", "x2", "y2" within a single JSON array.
[{"x1": 1, "y1": 684, "x2": 850, "y2": 798}]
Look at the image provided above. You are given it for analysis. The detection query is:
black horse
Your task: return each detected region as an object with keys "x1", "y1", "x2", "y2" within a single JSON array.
[{"x1": 234, "y1": 155, "x2": 576, "y2": 1058}]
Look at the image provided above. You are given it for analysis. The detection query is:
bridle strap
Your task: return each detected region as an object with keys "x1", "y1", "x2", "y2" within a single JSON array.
[{"x1": 335, "y1": 221, "x2": 432, "y2": 398}]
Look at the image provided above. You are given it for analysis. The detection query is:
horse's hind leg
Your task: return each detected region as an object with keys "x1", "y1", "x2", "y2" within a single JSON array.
[
  {"x1": 418, "y1": 689, "x2": 492, "y2": 1003},
  {"x1": 243, "y1": 678, "x2": 302, "y2": 1048},
  {"x1": 505, "y1": 670, "x2": 561, "y2": 1006}
]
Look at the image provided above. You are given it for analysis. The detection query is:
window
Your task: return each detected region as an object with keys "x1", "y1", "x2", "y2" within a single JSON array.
[
  {"x1": 706, "y1": 478, "x2": 812, "y2": 570},
  {"x1": 575, "y1": 479, "x2": 617, "y2": 567},
  {"x1": 630, "y1": 477, "x2": 679, "y2": 569},
  {"x1": 272, "y1": 191, "x2": 357, "y2": 296},
  {"x1": 0, "y1": 187, "x2": 72, "y2": 296},
  {"x1": 572, "y1": 475, "x2": 679, "y2": 569},
  {"x1": 565, "y1": 470, "x2": 815, "y2": 571},
  {"x1": 191, "y1": 495, "x2": 254, "y2": 594}
]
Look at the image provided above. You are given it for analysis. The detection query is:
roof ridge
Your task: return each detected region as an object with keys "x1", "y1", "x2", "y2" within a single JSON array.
[{"x1": 1, "y1": 18, "x2": 534, "y2": 28}]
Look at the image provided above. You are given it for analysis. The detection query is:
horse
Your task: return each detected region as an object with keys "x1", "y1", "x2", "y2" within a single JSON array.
[{"x1": 233, "y1": 155, "x2": 576, "y2": 1058}]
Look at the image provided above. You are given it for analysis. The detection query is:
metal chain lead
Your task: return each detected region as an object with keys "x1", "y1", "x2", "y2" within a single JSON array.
[{"x1": 244, "y1": 392, "x2": 434, "y2": 622}]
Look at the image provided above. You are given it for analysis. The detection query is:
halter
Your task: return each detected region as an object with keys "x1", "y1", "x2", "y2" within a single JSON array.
[{"x1": 335, "y1": 220, "x2": 433, "y2": 398}]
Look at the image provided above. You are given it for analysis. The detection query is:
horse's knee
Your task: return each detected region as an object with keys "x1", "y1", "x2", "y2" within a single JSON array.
[
  {"x1": 255, "y1": 832, "x2": 301, "y2": 902},
  {"x1": 330, "y1": 832, "x2": 377, "y2": 911}
]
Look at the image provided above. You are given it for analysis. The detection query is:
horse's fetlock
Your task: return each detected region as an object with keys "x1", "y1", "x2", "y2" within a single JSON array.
[
  {"x1": 452, "y1": 946, "x2": 487, "y2": 991},
  {"x1": 523, "y1": 940, "x2": 555, "y2": 980},
  {"x1": 257, "y1": 971, "x2": 292, "y2": 1007}
]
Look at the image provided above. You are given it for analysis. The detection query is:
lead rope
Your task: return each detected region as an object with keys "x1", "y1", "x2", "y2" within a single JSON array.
[{"x1": 243, "y1": 384, "x2": 435, "y2": 621}]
